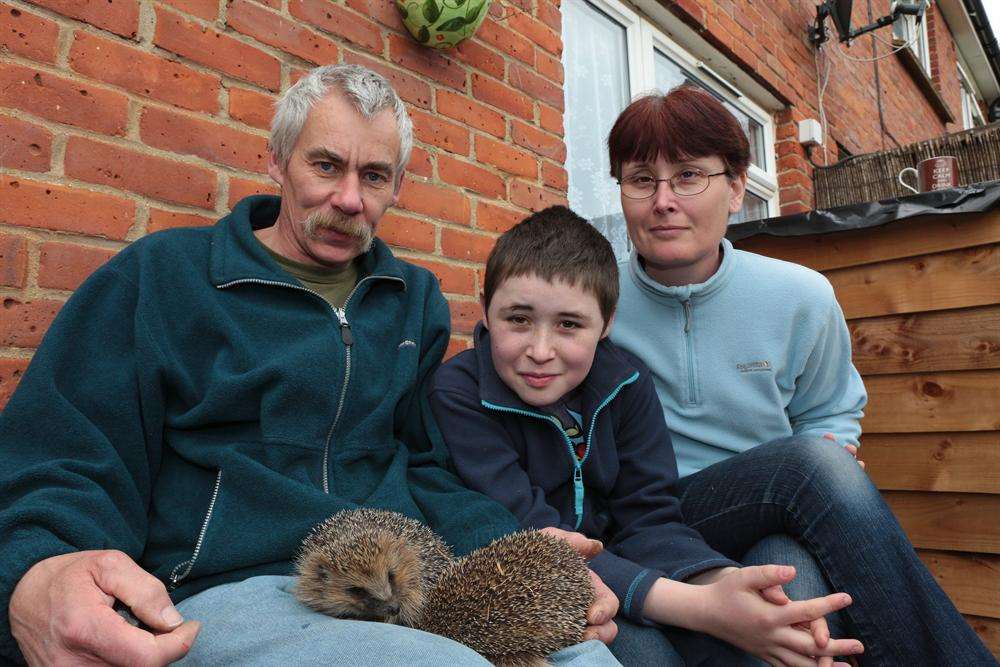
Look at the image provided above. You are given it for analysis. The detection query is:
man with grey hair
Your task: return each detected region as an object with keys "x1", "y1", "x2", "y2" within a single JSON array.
[{"x1": 0, "y1": 64, "x2": 618, "y2": 666}]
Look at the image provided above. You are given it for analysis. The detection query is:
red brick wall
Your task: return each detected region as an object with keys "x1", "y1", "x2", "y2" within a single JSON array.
[
  {"x1": 0, "y1": 0, "x2": 977, "y2": 406},
  {"x1": 0, "y1": 0, "x2": 567, "y2": 406}
]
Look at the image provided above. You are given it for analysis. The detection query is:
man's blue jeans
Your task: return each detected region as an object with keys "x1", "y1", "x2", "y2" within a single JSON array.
[
  {"x1": 671, "y1": 435, "x2": 997, "y2": 666},
  {"x1": 175, "y1": 575, "x2": 621, "y2": 665}
]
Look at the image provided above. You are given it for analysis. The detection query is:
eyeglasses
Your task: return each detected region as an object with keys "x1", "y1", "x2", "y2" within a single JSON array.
[{"x1": 617, "y1": 169, "x2": 729, "y2": 199}]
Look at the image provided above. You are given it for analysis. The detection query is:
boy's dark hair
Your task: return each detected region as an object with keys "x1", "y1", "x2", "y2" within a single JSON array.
[{"x1": 483, "y1": 206, "x2": 618, "y2": 326}]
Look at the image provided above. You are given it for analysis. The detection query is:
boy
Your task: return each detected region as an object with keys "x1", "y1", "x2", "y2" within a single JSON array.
[{"x1": 428, "y1": 206, "x2": 862, "y2": 665}]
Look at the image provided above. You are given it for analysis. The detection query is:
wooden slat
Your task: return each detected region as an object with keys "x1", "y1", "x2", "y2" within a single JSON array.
[
  {"x1": 734, "y1": 209, "x2": 1000, "y2": 271},
  {"x1": 966, "y1": 614, "x2": 1000, "y2": 661},
  {"x1": 849, "y1": 305, "x2": 1000, "y2": 375},
  {"x1": 917, "y1": 549, "x2": 1000, "y2": 619},
  {"x1": 861, "y1": 370, "x2": 1000, "y2": 433},
  {"x1": 825, "y1": 244, "x2": 1000, "y2": 319},
  {"x1": 863, "y1": 432, "x2": 1000, "y2": 493},
  {"x1": 883, "y1": 491, "x2": 1000, "y2": 554}
]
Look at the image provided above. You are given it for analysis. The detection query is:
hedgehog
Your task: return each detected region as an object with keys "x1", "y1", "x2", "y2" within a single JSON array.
[
  {"x1": 293, "y1": 507, "x2": 454, "y2": 627},
  {"x1": 420, "y1": 531, "x2": 594, "y2": 667},
  {"x1": 295, "y1": 509, "x2": 594, "y2": 667}
]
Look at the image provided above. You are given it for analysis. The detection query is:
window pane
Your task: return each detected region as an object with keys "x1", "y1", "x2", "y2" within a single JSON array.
[
  {"x1": 563, "y1": 0, "x2": 631, "y2": 235},
  {"x1": 653, "y1": 50, "x2": 766, "y2": 168}
]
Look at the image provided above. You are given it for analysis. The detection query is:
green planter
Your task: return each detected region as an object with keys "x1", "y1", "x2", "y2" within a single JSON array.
[{"x1": 396, "y1": 0, "x2": 491, "y2": 50}]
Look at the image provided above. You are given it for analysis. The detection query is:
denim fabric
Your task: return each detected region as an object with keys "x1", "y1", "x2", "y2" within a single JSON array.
[
  {"x1": 611, "y1": 617, "x2": 766, "y2": 667},
  {"x1": 175, "y1": 575, "x2": 621, "y2": 666},
  {"x1": 672, "y1": 436, "x2": 998, "y2": 666}
]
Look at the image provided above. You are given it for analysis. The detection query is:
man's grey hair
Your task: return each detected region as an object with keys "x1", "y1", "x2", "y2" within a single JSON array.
[{"x1": 270, "y1": 64, "x2": 413, "y2": 180}]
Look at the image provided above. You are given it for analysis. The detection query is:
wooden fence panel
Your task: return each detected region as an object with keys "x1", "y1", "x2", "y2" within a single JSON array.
[
  {"x1": 826, "y1": 244, "x2": 1000, "y2": 319},
  {"x1": 884, "y1": 491, "x2": 1000, "y2": 554},
  {"x1": 735, "y1": 210, "x2": 1000, "y2": 271},
  {"x1": 967, "y1": 615, "x2": 1000, "y2": 661},
  {"x1": 863, "y1": 432, "x2": 1000, "y2": 493},
  {"x1": 849, "y1": 305, "x2": 1000, "y2": 375},
  {"x1": 918, "y1": 549, "x2": 1000, "y2": 619},
  {"x1": 862, "y1": 370, "x2": 1000, "y2": 433}
]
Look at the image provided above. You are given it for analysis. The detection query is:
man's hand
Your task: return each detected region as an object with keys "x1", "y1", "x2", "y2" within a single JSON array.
[
  {"x1": 823, "y1": 433, "x2": 865, "y2": 470},
  {"x1": 10, "y1": 550, "x2": 201, "y2": 666},
  {"x1": 693, "y1": 565, "x2": 863, "y2": 666},
  {"x1": 539, "y1": 527, "x2": 618, "y2": 644}
]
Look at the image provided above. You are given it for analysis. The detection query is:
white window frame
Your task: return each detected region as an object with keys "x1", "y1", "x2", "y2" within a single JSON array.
[
  {"x1": 893, "y1": 12, "x2": 931, "y2": 77},
  {"x1": 957, "y1": 61, "x2": 986, "y2": 129},
  {"x1": 563, "y1": 0, "x2": 779, "y2": 221}
]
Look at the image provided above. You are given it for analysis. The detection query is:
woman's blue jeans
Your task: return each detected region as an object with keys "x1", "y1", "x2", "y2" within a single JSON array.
[{"x1": 669, "y1": 435, "x2": 996, "y2": 666}]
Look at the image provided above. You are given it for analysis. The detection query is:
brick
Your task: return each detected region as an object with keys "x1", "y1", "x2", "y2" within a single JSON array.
[
  {"x1": 476, "y1": 200, "x2": 523, "y2": 233},
  {"x1": 65, "y1": 136, "x2": 217, "y2": 209},
  {"x1": 227, "y1": 0, "x2": 339, "y2": 66},
  {"x1": 396, "y1": 177, "x2": 470, "y2": 226},
  {"x1": 228, "y1": 176, "x2": 279, "y2": 208},
  {"x1": 27, "y1": 0, "x2": 138, "y2": 38},
  {"x1": 538, "y1": 104, "x2": 563, "y2": 136},
  {"x1": 377, "y1": 211, "x2": 436, "y2": 253},
  {"x1": 437, "y1": 154, "x2": 505, "y2": 198},
  {"x1": 441, "y1": 227, "x2": 496, "y2": 264},
  {"x1": 0, "y1": 234, "x2": 27, "y2": 287},
  {"x1": 444, "y1": 336, "x2": 470, "y2": 361},
  {"x1": 1, "y1": 3, "x2": 59, "y2": 63},
  {"x1": 451, "y1": 39, "x2": 505, "y2": 80},
  {"x1": 0, "y1": 357, "x2": 29, "y2": 409},
  {"x1": 38, "y1": 242, "x2": 117, "y2": 291},
  {"x1": 1, "y1": 177, "x2": 135, "y2": 239},
  {"x1": 408, "y1": 257, "x2": 476, "y2": 296},
  {"x1": 228, "y1": 87, "x2": 274, "y2": 130},
  {"x1": 141, "y1": 106, "x2": 268, "y2": 173},
  {"x1": 345, "y1": 0, "x2": 405, "y2": 32},
  {"x1": 509, "y1": 179, "x2": 565, "y2": 211},
  {"x1": 535, "y1": 49, "x2": 564, "y2": 85},
  {"x1": 343, "y1": 50, "x2": 432, "y2": 109},
  {"x1": 0, "y1": 297, "x2": 63, "y2": 347},
  {"x1": 476, "y1": 17, "x2": 533, "y2": 65},
  {"x1": 471, "y1": 73, "x2": 533, "y2": 120},
  {"x1": 158, "y1": 0, "x2": 218, "y2": 20},
  {"x1": 387, "y1": 33, "x2": 466, "y2": 92},
  {"x1": 148, "y1": 208, "x2": 216, "y2": 233},
  {"x1": 509, "y1": 62, "x2": 563, "y2": 110},
  {"x1": 541, "y1": 161, "x2": 568, "y2": 191},
  {"x1": 289, "y1": 0, "x2": 383, "y2": 55},
  {"x1": 410, "y1": 109, "x2": 470, "y2": 156},
  {"x1": 436, "y1": 90, "x2": 505, "y2": 138},
  {"x1": 0, "y1": 114, "x2": 52, "y2": 173},
  {"x1": 406, "y1": 145, "x2": 433, "y2": 178},
  {"x1": 448, "y1": 298, "x2": 480, "y2": 335},
  {"x1": 0, "y1": 64, "x2": 128, "y2": 136},
  {"x1": 537, "y1": 0, "x2": 561, "y2": 32},
  {"x1": 475, "y1": 136, "x2": 537, "y2": 179},
  {"x1": 511, "y1": 119, "x2": 566, "y2": 161},
  {"x1": 508, "y1": 12, "x2": 562, "y2": 56},
  {"x1": 154, "y1": 6, "x2": 281, "y2": 91},
  {"x1": 69, "y1": 32, "x2": 220, "y2": 114}
]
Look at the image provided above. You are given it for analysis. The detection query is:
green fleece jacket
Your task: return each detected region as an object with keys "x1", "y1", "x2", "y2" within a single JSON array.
[{"x1": 0, "y1": 196, "x2": 518, "y2": 663}]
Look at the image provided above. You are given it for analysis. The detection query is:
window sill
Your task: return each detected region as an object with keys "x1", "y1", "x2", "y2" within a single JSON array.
[{"x1": 894, "y1": 45, "x2": 956, "y2": 124}]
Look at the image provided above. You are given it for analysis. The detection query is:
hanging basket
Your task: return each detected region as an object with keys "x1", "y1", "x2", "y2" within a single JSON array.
[{"x1": 396, "y1": 0, "x2": 491, "y2": 50}]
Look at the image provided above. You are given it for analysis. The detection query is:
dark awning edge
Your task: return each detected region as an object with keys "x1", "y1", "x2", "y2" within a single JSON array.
[{"x1": 726, "y1": 180, "x2": 1000, "y2": 242}]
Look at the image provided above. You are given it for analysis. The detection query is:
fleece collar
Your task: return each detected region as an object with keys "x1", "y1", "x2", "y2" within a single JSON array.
[{"x1": 628, "y1": 237, "x2": 738, "y2": 304}]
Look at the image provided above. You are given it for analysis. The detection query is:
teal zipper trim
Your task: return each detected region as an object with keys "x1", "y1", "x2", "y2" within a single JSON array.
[
  {"x1": 481, "y1": 370, "x2": 639, "y2": 530},
  {"x1": 682, "y1": 299, "x2": 698, "y2": 405}
]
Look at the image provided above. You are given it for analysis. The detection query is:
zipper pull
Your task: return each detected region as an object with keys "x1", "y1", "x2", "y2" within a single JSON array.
[
  {"x1": 573, "y1": 466, "x2": 584, "y2": 529},
  {"x1": 335, "y1": 309, "x2": 354, "y2": 346},
  {"x1": 683, "y1": 299, "x2": 692, "y2": 333}
]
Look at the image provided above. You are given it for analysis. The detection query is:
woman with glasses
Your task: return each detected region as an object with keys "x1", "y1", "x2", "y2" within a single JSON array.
[{"x1": 605, "y1": 86, "x2": 997, "y2": 666}]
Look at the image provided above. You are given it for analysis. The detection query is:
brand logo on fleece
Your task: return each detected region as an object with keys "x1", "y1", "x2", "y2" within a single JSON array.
[
  {"x1": 737, "y1": 360, "x2": 772, "y2": 373},
  {"x1": 398, "y1": 340, "x2": 417, "y2": 349}
]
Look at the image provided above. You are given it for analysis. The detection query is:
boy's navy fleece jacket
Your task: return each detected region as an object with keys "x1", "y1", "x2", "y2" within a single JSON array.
[{"x1": 429, "y1": 323, "x2": 737, "y2": 623}]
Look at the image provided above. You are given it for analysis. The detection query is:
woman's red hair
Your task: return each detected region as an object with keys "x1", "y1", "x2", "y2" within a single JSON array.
[{"x1": 607, "y1": 86, "x2": 750, "y2": 178}]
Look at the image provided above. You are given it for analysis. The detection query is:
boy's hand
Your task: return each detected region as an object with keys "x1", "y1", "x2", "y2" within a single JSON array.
[
  {"x1": 539, "y1": 526, "x2": 603, "y2": 559},
  {"x1": 583, "y1": 570, "x2": 618, "y2": 644},
  {"x1": 693, "y1": 565, "x2": 863, "y2": 665}
]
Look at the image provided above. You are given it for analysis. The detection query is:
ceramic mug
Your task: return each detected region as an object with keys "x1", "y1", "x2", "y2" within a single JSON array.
[{"x1": 898, "y1": 156, "x2": 959, "y2": 194}]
